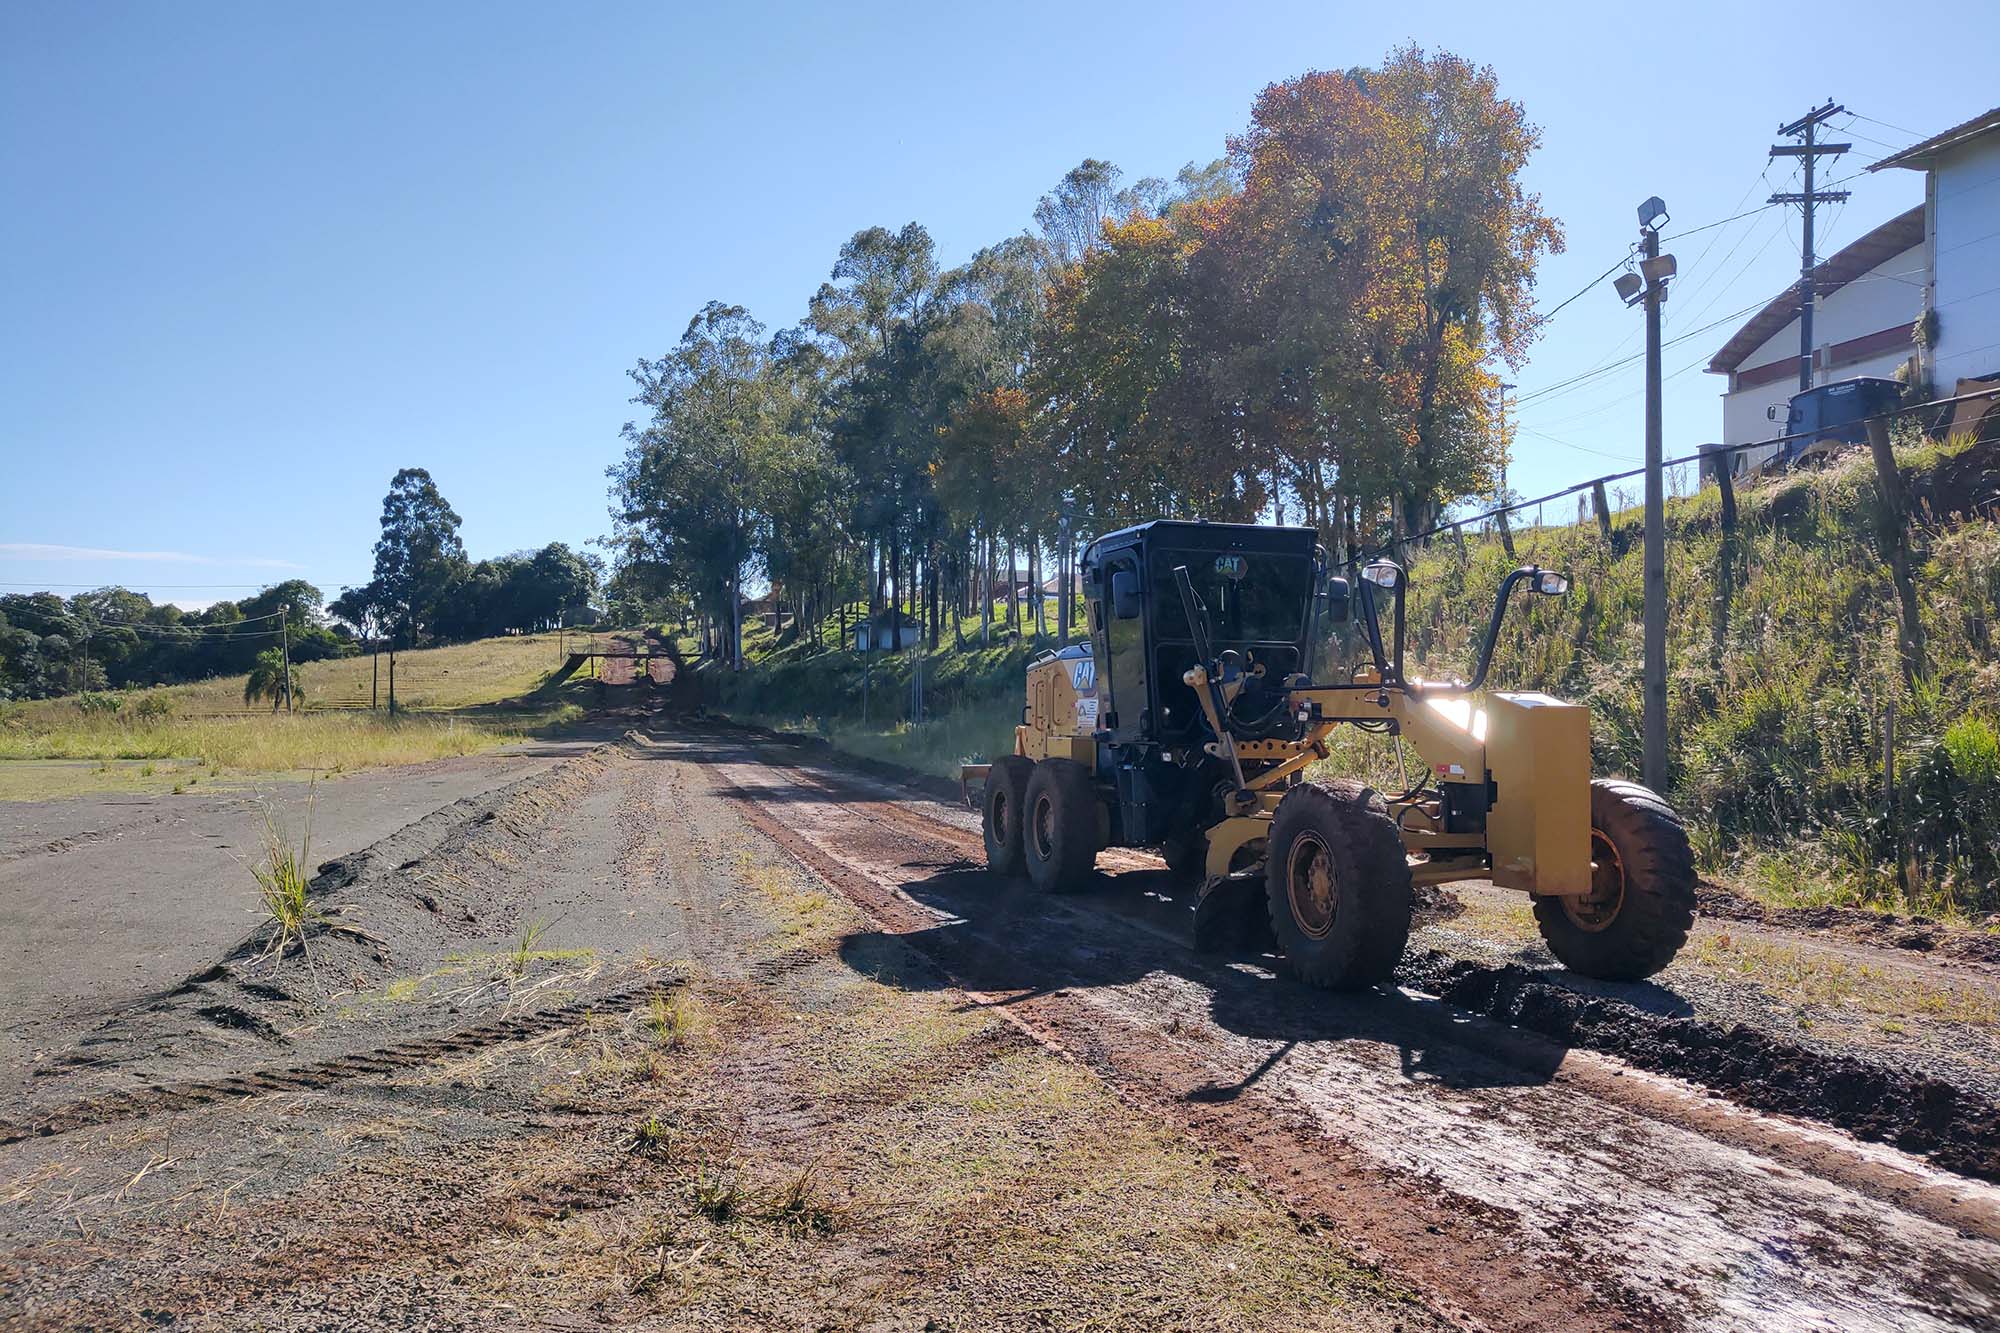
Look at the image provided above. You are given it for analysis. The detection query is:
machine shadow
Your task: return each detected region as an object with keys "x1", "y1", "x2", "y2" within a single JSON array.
[{"x1": 837, "y1": 862, "x2": 1576, "y2": 1098}]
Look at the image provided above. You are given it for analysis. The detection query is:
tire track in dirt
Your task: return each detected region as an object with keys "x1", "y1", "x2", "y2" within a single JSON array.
[
  {"x1": 0, "y1": 979, "x2": 678, "y2": 1147},
  {"x1": 666, "y1": 723, "x2": 2000, "y2": 1333}
]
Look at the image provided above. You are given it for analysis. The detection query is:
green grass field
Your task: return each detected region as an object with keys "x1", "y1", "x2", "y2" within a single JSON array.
[{"x1": 0, "y1": 632, "x2": 595, "y2": 799}]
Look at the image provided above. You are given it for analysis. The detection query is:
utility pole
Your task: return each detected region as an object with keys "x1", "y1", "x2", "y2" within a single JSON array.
[
  {"x1": 1617, "y1": 198, "x2": 1676, "y2": 792},
  {"x1": 280, "y1": 604, "x2": 292, "y2": 712},
  {"x1": 1769, "y1": 101, "x2": 1851, "y2": 392},
  {"x1": 1497, "y1": 382, "x2": 1516, "y2": 498}
]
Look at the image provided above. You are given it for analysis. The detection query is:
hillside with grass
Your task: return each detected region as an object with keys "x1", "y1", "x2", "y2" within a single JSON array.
[
  {"x1": 0, "y1": 632, "x2": 594, "y2": 799},
  {"x1": 705, "y1": 436, "x2": 2000, "y2": 919}
]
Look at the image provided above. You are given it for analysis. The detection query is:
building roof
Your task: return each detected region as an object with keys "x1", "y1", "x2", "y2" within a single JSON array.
[
  {"x1": 1869, "y1": 106, "x2": 2000, "y2": 172},
  {"x1": 1706, "y1": 205, "x2": 1925, "y2": 375}
]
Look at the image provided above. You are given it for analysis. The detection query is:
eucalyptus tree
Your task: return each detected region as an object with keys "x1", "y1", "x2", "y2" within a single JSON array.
[{"x1": 613, "y1": 302, "x2": 775, "y2": 668}]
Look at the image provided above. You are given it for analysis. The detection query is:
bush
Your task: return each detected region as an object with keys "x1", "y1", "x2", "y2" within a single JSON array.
[
  {"x1": 73, "y1": 692, "x2": 121, "y2": 716},
  {"x1": 1942, "y1": 716, "x2": 2000, "y2": 785},
  {"x1": 131, "y1": 692, "x2": 174, "y2": 721}
]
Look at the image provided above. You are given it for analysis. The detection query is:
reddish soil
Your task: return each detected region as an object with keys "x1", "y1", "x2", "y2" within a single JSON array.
[{"x1": 683, "y1": 722, "x2": 2000, "y2": 1331}]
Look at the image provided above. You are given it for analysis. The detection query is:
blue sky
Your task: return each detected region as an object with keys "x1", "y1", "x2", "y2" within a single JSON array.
[{"x1": 3, "y1": 1, "x2": 1991, "y2": 607}]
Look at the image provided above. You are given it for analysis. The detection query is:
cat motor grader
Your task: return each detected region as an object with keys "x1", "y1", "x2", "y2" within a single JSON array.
[{"x1": 962, "y1": 519, "x2": 1695, "y2": 989}]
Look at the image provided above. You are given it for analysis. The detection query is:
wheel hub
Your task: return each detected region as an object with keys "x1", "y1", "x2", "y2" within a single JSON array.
[
  {"x1": 1031, "y1": 792, "x2": 1056, "y2": 861},
  {"x1": 1286, "y1": 830, "x2": 1339, "y2": 939},
  {"x1": 1564, "y1": 829, "x2": 1626, "y2": 932}
]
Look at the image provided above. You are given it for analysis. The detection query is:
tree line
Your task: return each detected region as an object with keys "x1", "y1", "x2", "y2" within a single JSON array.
[
  {"x1": 608, "y1": 48, "x2": 1562, "y2": 665},
  {"x1": 1, "y1": 468, "x2": 599, "y2": 703}
]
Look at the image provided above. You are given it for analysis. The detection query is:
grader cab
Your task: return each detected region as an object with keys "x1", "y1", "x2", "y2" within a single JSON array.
[{"x1": 963, "y1": 519, "x2": 1695, "y2": 990}]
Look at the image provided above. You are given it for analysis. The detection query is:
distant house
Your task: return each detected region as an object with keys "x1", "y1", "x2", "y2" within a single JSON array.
[
  {"x1": 1708, "y1": 106, "x2": 2000, "y2": 464},
  {"x1": 739, "y1": 594, "x2": 792, "y2": 633},
  {"x1": 851, "y1": 613, "x2": 922, "y2": 651}
]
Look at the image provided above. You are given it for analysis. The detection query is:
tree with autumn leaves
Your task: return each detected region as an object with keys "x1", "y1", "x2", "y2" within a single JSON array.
[{"x1": 609, "y1": 47, "x2": 1561, "y2": 662}]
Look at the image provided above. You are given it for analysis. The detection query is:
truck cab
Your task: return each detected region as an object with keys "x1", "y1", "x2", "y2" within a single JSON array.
[{"x1": 1080, "y1": 519, "x2": 1323, "y2": 845}]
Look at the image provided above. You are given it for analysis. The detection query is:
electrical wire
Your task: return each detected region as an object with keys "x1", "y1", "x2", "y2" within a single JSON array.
[
  {"x1": 1343, "y1": 383, "x2": 2000, "y2": 569},
  {"x1": 1514, "y1": 296, "x2": 1769, "y2": 409},
  {"x1": 1535, "y1": 249, "x2": 1638, "y2": 326}
]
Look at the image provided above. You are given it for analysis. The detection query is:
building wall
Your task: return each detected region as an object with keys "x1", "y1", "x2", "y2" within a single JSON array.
[
  {"x1": 1932, "y1": 134, "x2": 2000, "y2": 391},
  {"x1": 1716, "y1": 239, "x2": 1927, "y2": 458}
]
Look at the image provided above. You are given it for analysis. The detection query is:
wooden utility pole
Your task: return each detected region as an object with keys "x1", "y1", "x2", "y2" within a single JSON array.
[
  {"x1": 1865, "y1": 415, "x2": 1928, "y2": 684},
  {"x1": 280, "y1": 604, "x2": 292, "y2": 712},
  {"x1": 1769, "y1": 102, "x2": 1851, "y2": 392}
]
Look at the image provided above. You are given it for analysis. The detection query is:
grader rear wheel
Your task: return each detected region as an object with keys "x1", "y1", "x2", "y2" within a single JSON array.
[
  {"x1": 1264, "y1": 782, "x2": 1412, "y2": 990},
  {"x1": 1023, "y1": 759, "x2": 1099, "y2": 894},
  {"x1": 1160, "y1": 832, "x2": 1206, "y2": 881},
  {"x1": 1532, "y1": 778, "x2": 1696, "y2": 981},
  {"x1": 981, "y1": 755, "x2": 1034, "y2": 877}
]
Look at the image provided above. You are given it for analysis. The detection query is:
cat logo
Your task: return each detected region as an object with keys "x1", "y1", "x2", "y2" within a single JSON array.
[{"x1": 1069, "y1": 658, "x2": 1095, "y2": 693}]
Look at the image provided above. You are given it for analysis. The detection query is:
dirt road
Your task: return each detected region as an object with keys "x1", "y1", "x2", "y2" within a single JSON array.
[
  {"x1": 688, "y1": 723, "x2": 2000, "y2": 1331},
  {"x1": 4, "y1": 712, "x2": 1998, "y2": 1330}
]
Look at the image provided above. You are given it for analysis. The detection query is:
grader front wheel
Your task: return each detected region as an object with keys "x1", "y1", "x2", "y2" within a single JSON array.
[
  {"x1": 1264, "y1": 782, "x2": 1413, "y2": 990},
  {"x1": 1532, "y1": 778, "x2": 1696, "y2": 981}
]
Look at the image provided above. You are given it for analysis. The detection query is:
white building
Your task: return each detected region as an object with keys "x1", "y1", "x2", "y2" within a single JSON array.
[
  {"x1": 1872, "y1": 107, "x2": 2000, "y2": 401},
  {"x1": 1706, "y1": 206, "x2": 1927, "y2": 464},
  {"x1": 1708, "y1": 105, "x2": 2000, "y2": 461}
]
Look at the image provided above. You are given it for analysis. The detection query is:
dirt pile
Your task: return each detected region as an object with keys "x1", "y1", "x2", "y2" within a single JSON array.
[
  {"x1": 1398, "y1": 948, "x2": 2000, "y2": 1183},
  {"x1": 26, "y1": 742, "x2": 625, "y2": 1101}
]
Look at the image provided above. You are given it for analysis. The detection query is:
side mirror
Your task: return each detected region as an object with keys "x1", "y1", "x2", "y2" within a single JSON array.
[
  {"x1": 1323, "y1": 576, "x2": 1351, "y2": 624},
  {"x1": 1535, "y1": 570, "x2": 1572, "y2": 596},
  {"x1": 1111, "y1": 568, "x2": 1143, "y2": 620}
]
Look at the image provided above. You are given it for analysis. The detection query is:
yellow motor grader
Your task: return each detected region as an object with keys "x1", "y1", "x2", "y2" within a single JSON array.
[{"x1": 962, "y1": 519, "x2": 1694, "y2": 990}]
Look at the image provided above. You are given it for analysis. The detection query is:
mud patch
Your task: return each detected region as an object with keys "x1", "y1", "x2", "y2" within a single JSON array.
[{"x1": 1398, "y1": 948, "x2": 2000, "y2": 1183}]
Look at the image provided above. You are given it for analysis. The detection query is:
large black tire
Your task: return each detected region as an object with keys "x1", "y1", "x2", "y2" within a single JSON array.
[
  {"x1": 982, "y1": 756, "x2": 1035, "y2": 877},
  {"x1": 1161, "y1": 832, "x2": 1206, "y2": 881},
  {"x1": 1023, "y1": 759, "x2": 1100, "y2": 894},
  {"x1": 1533, "y1": 778, "x2": 1696, "y2": 981},
  {"x1": 1264, "y1": 781, "x2": 1412, "y2": 989}
]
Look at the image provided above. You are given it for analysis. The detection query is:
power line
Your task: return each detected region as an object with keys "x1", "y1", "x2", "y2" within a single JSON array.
[
  {"x1": 1515, "y1": 296, "x2": 1769, "y2": 408},
  {"x1": 1346, "y1": 384, "x2": 2000, "y2": 567},
  {"x1": 1848, "y1": 111, "x2": 1921, "y2": 138},
  {"x1": 0, "y1": 578, "x2": 372, "y2": 590},
  {"x1": 1535, "y1": 249, "x2": 1637, "y2": 325}
]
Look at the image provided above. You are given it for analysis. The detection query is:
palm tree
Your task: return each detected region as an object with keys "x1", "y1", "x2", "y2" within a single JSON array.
[{"x1": 244, "y1": 648, "x2": 303, "y2": 711}]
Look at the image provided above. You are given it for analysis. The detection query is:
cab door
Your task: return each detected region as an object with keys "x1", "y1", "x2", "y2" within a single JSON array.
[{"x1": 1091, "y1": 548, "x2": 1148, "y2": 742}]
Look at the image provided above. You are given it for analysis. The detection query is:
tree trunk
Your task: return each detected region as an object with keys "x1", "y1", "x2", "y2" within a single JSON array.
[
  {"x1": 980, "y1": 529, "x2": 992, "y2": 646},
  {"x1": 1006, "y1": 542, "x2": 1019, "y2": 632}
]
